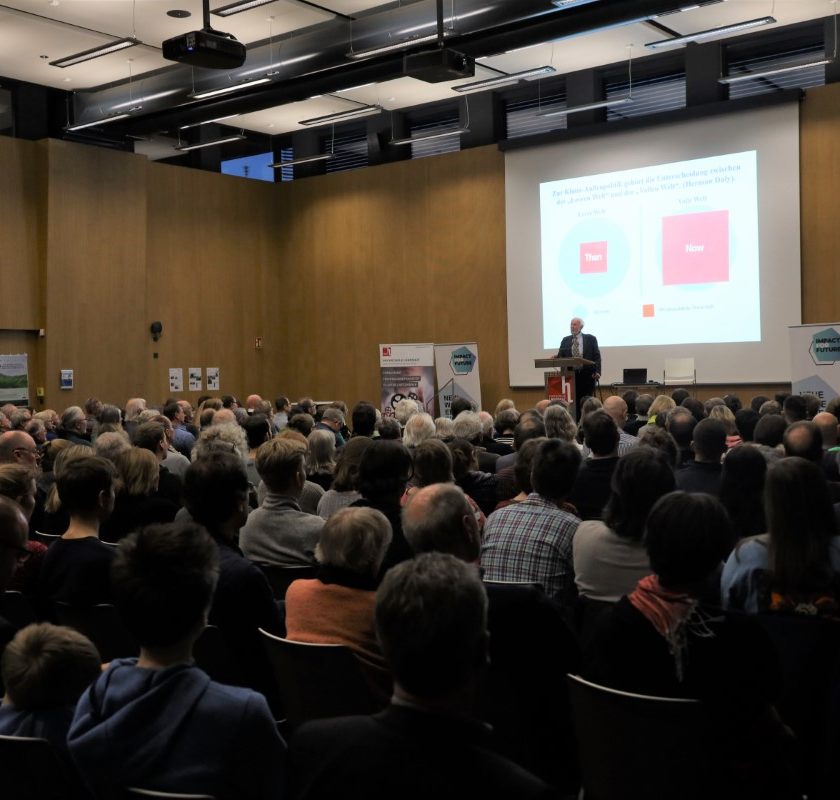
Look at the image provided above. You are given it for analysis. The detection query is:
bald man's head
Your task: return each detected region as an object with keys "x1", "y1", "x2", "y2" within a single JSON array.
[
  {"x1": 813, "y1": 411, "x2": 839, "y2": 448},
  {"x1": 402, "y1": 484, "x2": 480, "y2": 563},
  {"x1": 602, "y1": 396, "x2": 628, "y2": 427},
  {"x1": 212, "y1": 409, "x2": 237, "y2": 426},
  {"x1": 0, "y1": 431, "x2": 39, "y2": 467},
  {"x1": 0, "y1": 495, "x2": 28, "y2": 590}
]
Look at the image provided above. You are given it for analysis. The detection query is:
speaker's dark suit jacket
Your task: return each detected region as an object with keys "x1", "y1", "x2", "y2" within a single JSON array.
[{"x1": 557, "y1": 332, "x2": 601, "y2": 401}]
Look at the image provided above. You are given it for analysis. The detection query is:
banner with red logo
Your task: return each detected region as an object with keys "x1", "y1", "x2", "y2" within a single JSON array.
[{"x1": 379, "y1": 343, "x2": 436, "y2": 418}]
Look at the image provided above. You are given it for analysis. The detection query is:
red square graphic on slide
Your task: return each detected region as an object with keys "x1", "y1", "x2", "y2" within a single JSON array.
[
  {"x1": 579, "y1": 241, "x2": 608, "y2": 274},
  {"x1": 642, "y1": 304, "x2": 655, "y2": 318},
  {"x1": 662, "y1": 210, "x2": 729, "y2": 285}
]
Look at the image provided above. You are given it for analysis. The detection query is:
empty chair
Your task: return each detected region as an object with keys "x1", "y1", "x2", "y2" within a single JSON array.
[
  {"x1": 0, "y1": 734, "x2": 86, "y2": 800},
  {"x1": 663, "y1": 357, "x2": 696, "y2": 385},
  {"x1": 567, "y1": 674, "x2": 716, "y2": 800},
  {"x1": 255, "y1": 563, "x2": 317, "y2": 600},
  {"x1": 53, "y1": 602, "x2": 138, "y2": 662},
  {"x1": 259, "y1": 628, "x2": 381, "y2": 730}
]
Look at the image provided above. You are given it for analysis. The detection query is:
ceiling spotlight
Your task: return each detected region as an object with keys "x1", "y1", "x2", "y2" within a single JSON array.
[{"x1": 50, "y1": 37, "x2": 140, "y2": 68}]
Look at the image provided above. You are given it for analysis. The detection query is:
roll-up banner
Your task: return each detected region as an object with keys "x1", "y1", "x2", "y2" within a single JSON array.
[
  {"x1": 788, "y1": 324, "x2": 840, "y2": 411},
  {"x1": 379, "y1": 343, "x2": 436, "y2": 418},
  {"x1": 434, "y1": 342, "x2": 482, "y2": 418}
]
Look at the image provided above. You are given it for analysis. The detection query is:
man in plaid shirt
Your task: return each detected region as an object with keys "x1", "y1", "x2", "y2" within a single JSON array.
[{"x1": 480, "y1": 439, "x2": 582, "y2": 604}]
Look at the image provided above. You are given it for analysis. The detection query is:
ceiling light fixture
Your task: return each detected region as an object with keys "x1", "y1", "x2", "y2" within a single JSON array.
[
  {"x1": 179, "y1": 114, "x2": 240, "y2": 130},
  {"x1": 50, "y1": 37, "x2": 140, "y2": 68},
  {"x1": 347, "y1": 31, "x2": 449, "y2": 60},
  {"x1": 453, "y1": 65, "x2": 556, "y2": 93},
  {"x1": 537, "y1": 96, "x2": 633, "y2": 117},
  {"x1": 299, "y1": 105, "x2": 382, "y2": 126},
  {"x1": 390, "y1": 126, "x2": 469, "y2": 146},
  {"x1": 646, "y1": 16, "x2": 777, "y2": 49},
  {"x1": 65, "y1": 113, "x2": 132, "y2": 132},
  {"x1": 190, "y1": 76, "x2": 272, "y2": 99},
  {"x1": 719, "y1": 58, "x2": 833, "y2": 84},
  {"x1": 213, "y1": 0, "x2": 278, "y2": 16},
  {"x1": 175, "y1": 134, "x2": 247, "y2": 151},
  {"x1": 551, "y1": 0, "x2": 600, "y2": 8},
  {"x1": 270, "y1": 153, "x2": 335, "y2": 168}
]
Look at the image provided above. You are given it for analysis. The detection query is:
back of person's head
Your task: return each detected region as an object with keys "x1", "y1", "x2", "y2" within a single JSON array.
[
  {"x1": 645, "y1": 492, "x2": 734, "y2": 590},
  {"x1": 759, "y1": 400, "x2": 781, "y2": 417},
  {"x1": 274, "y1": 396, "x2": 290, "y2": 413},
  {"x1": 331, "y1": 436, "x2": 373, "y2": 492},
  {"x1": 667, "y1": 408, "x2": 697, "y2": 448},
  {"x1": 734, "y1": 408, "x2": 760, "y2": 442},
  {"x1": 783, "y1": 420, "x2": 822, "y2": 463},
  {"x1": 114, "y1": 447, "x2": 158, "y2": 497},
  {"x1": 0, "y1": 464, "x2": 36, "y2": 510},
  {"x1": 513, "y1": 436, "x2": 547, "y2": 495},
  {"x1": 723, "y1": 394, "x2": 743, "y2": 414},
  {"x1": 579, "y1": 397, "x2": 603, "y2": 419},
  {"x1": 351, "y1": 402, "x2": 377, "y2": 437},
  {"x1": 321, "y1": 408, "x2": 345, "y2": 428},
  {"x1": 603, "y1": 448, "x2": 675, "y2": 542},
  {"x1": 494, "y1": 408, "x2": 519, "y2": 434},
  {"x1": 635, "y1": 393, "x2": 654, "y2": 417},
  {"x1": 513, "y1": 416, "x2": 547, "y2": 451},
  {"x1": 803, "y1": 394, "x2": 821, "y2": 421},
  {"x1": 184, "y1": 453, "x2": 249, "y2": 532},
  {"x1": 56, "y1": 455, "x2": 114, "y2": 515},
  {"x1": 649, "y1": 395, "x2": 676, "y2": 418},
  {"x1": 450, "y1": 396, "x2": 473, "y2": 418},
  {"x1": 692, "y1": 418, "x2": 727, "y2": 462},
  {"x1": 581, "y1": 409, "x2": 619, "y2": 457},
  {"x1": 531, "y1": 439, "x2": 581, "y2": 503},
  {"x1": 403, "y1": 412, "x2": 436, "y2": 448},
  {"x1": 544, "y1": 404, "x2": 577, "y2": 442},
  {"x1": 412, "y1": 438, "x2": 454, "y2": 486},
  {"x1": 708, "y1": 404, "x2": 737, "y2": 435},
  {"x1": 288, "y1": 413, "x2": 314, "y2": 437},
  {"x1": 451, "y1": 412, "x2": 482, "y2": 444},
  {"x1": 636, "y1": 426, "x2": 679, "y2": 469},
  {"x1": 393, "y1": 398, "x2": 419, "y2": 427},
  {"x1": 112, "y1": 523, "x2": 219, "y2": 647},
  {"x1": 376, "y1": 417, "x2": 402, "y2": 440},
  {"x1": 402, "y1": 484, "x2": 479, "y2": 563},
  {"x1": 376, "y1": 552, "x2": 487, "y2": 699},
  {"x1": 719, "y1": 445, "x2": 767, "y2": 540},
  {"x1": 783, "y1": 394, "x2": 808, "y2": 423},
  {"x1": 306, "y1": 429, "x2": 336, "y2": 473},
  {"x1": 1, "y1": 623, "x2": 100, "y2": 711},
  {"x1": 754, "y1": 413, "x2": 787, "y2": 448},
  {"x1": 242, "y1": 414, "x2": 272, "y2": 450},
  {"x1": 162, "y1": 402, "x2": 181, "y2": 422},
  {"x1": 622, "y1": 390, "x2": 638, "y2": 416},
  {"x1": 670, "y1": 388, "x2": 690, "y2": 406},
  {"x1": 256, "y1": 437, "x2": 306, "y2": 492},
  {"x1": 315, "y1": 507, "x2": 392, "y2": 578},
  {"x1": 93, "y1": 431, "x2": 131, "y2": 464},
  {"x1": 132, "y1": 421, "x2": 166, "y2": 454},
  {"x1": 192, "y1": 422, "x2": 248, "y2": 463},
  {"x1": 750, "y1": 395, "x2": 769, "y2": 413},
  {"x1": 680, "y1": 397, "x2": 705, "y2": 423},
  {"x1": 764, "y1": 457, "x2": 836, "y2": 595},
  {"x1": 358, "y1": 439, "x2": 413, "y2": 500}
]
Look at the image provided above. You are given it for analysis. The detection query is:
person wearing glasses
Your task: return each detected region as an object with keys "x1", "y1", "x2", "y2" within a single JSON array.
[{"x1": 0, "y1": 431, "x2": 41, "y2": 469}]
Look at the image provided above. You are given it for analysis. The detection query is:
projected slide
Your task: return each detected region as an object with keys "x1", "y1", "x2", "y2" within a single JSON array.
[{"x1": 540, "y1": 151, "x2": 759, "y2": 349}]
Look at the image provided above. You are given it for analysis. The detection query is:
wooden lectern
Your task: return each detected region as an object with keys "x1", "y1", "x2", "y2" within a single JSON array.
[{"x1": 534, "y1": 357, "x2": 595, "y2": 419}]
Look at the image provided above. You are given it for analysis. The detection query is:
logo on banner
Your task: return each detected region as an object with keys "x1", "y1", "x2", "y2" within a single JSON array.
[
  {"x1": 382, "y1": 346, "x2": 391, "y2": 357},
  {"x1": 809, "y1": 328, "x2": 840, "y2": 366},
  {"x1": 450, "y1": 347, "x2": 476, "y2": 376}
]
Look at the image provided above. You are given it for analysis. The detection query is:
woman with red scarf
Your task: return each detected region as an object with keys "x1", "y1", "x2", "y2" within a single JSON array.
[{"x1": 584, "y1": 491, "x2": 797, "y2": 800}]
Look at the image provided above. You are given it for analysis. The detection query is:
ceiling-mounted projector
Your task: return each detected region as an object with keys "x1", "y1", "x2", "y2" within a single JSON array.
[{"x1": 162, "y1": 28, "x2": 246, "y2": 69}]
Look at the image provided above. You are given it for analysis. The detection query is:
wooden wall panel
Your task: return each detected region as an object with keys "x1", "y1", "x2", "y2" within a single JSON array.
[
  {"x1": 43, "y1": 140, "x2": 148, "y2": 409},
  {"x1": 145, "y1": 163, "x2": 279, "y2": 404},
  {"x1": 801, "y1": 82, "x2": 840, "y2": 325},
  {"x1": 0, "y1": 137, "x2": 43, "y2": 330}
]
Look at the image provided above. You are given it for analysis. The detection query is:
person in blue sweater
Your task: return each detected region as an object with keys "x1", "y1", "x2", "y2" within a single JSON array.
[{"x1": 67, "y1": 521, "x2": 286, "y2": 799}]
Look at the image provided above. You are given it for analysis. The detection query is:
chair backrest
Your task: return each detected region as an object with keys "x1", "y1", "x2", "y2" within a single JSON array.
[
  {"x1": 258, "y1": 628, "x2": 380, "y2": 730},
  {"x1": 0, "y1": 590, "x2": 37, "y2": 628},
  {"x1": 663, "y1": 357, "x2": 696, "y2": 385},
  {"x1": 482, "y1": 579, "x2": 544, "y2": 592},
  {"x1": 53, "y1": 602, "x2": 138, "y2": 662},
  {"x1": 0, "y1": 734, "x2": 85, "y2": 800},
  {"x1": 193, "y1": 624, "x2": 243, "y2": 687},
  {"x1": 33, "y1": 531, "x2": 62, "y2": 547},
  {"x1": 255, "y1": 563, "x2": 317, "y2": 600},
  {"x1": 125, "y1": 789, "x2": 215, "y2": 799},
  {"x1": 567, "y1": 674, "x2": 714, "y2": 800}
]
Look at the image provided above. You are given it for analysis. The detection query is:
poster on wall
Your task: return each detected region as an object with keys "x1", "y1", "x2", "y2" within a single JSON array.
[
  {"x1": 169, "y1": 368, "x2": 184, "y2": 393},
  {"x1": 379, "y1": 344, "x2": 436, "y2": 417},
  {"x1": 189, "y1": 368, "x2": 203, "y2": 392},
  {"x1": 207, "y1": 367, "x2": 220, "y2": 392},
  {"x1": 433, "y1": 343, "x2": 482, "y2": 418},
  {"x1": 0, "y1": 354, "x2": 29, "y2": 405},
  {"x1": 788, "y1": 324, "x2": 840, "y2": 411}
]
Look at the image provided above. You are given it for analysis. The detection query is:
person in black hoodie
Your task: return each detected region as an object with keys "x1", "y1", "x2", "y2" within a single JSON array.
[{"x1": 68, "y1": 521, "x2": 286, "y2": 799}]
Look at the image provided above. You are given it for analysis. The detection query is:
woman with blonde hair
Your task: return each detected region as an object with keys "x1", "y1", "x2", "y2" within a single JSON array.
[
  {"x1": 647, "y1": 395, "x2": 676, "y2": 426},
  {"x1": 100, "y1": 448, "x2": 178, "y2": 543},
  {"x1": 709, "y1": 404, "x2": 742, "y2": 448},
  {"x1": 40, "y1": 445, "x2": 91, "y2": 535}
]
